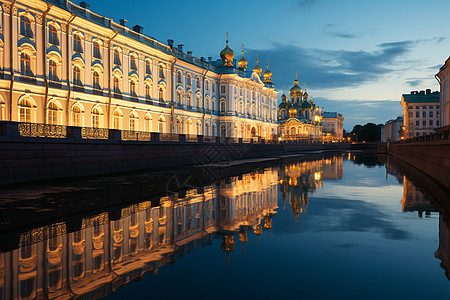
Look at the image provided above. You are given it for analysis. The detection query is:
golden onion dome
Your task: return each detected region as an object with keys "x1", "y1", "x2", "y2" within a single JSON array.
[
  {"x1": 220, "y1": 34, "x2": 235, "y2": 66},
  {"x1": 253, "y1": 55, "x2": 263, "y2": 75},
  {"x1": 289, "y1": 74, "x2": 303, "y2": 95},
  {"x1": 263, "y1": 61, "x2": 272, "y2": 83},
  {"x1": 281, "y1": 93, "x2": 287, "y2": 101},
  {"x1": 238, "y1": 45, "x2": 248, "y2": 69}
]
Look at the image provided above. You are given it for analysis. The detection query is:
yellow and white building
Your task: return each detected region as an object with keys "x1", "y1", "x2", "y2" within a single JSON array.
[{"x1": 0, "y1": 0, "x2": 278, "y2": 139}]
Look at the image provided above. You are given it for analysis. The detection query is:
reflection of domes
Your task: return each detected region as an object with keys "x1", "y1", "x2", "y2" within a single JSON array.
[
  {"x1": 221, "y1": 235, "x2": 235, "y2": 253},
  {"x1": 220, "y1": 36, "x2": 235, "y2": 67}
]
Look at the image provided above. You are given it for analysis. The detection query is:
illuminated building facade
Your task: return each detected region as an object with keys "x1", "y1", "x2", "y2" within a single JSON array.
[
  {"x1": 401, "y1": 90, "x2": 440, "y2": 138},
  {"x1": 278, "y1": 76, "x2": 323, "y2": 141},
  {"x1": 0, "y1": 0, "x2": 278, "y2": 139},
  {"x1": 436, "y1": 57, "x2": 450, "y2": 128},
  {"x1": 322, "y1": 112, "x2": 344, "y2": 142},
  {"x1": 381, "y1": 116, "x2": 403, "y2": 142},
  {"x1": 0, "y1": 168, "x2": 278, "y2": 299}
]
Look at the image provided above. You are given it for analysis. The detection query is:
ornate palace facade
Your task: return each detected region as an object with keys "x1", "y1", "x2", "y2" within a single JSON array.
[
  {"x1": 0, "y1": 0, "x2": 278, "y2": 139},
  {"x1": 278, "y1": 75, "x2": 323, "y2": 141}
]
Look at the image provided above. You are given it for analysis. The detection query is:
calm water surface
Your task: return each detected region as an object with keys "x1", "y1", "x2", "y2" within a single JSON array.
[{"x1": 1, "y1": 153, "x2": 449, "y2": 299}]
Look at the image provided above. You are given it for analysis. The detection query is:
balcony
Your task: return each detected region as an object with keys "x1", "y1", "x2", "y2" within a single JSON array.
[
  {"x1": 48, "y1": 80, "x2": 62, "y2": 89},
  {"x1": 93, "y1": 88, "x2": 103, "y2": 96},
  {"x1": 73, "y1": 85, "x2": 84, "y2": 93},
  {"x1": 20, "y1": 75, "x2": 36, "y2": 84}
]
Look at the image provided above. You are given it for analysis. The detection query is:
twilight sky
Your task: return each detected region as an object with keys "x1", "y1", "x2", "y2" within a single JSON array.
[{"x1": 89, "y1": 0, "x2": 449, "y2": 130}]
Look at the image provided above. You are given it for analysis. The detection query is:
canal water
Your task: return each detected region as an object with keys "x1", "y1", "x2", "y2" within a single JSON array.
[{"x1": 0, "y1": 152, "x2": 449, "y2": 299}]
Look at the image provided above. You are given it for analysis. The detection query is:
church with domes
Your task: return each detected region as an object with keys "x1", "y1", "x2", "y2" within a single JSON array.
[{"x1": 278, "y1": 75, "x2": 323, "y2": 141}]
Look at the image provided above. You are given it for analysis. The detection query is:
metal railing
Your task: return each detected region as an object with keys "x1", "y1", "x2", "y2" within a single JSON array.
[
  {"x1": 81, "y1": 127, "x2": 110, "y2": 139},
  {"x1": 121, "y1": 130, "x2": 152, "y2": 141},
  {"x1": 185, "y1": 134, "x2": 199, "y2": 142},
  {"x1": 18, "y1": 123, "x2": 68, "y2": 138},
  {"x1": 159, "y1": 133, "x2": 179, "y2": 142}
]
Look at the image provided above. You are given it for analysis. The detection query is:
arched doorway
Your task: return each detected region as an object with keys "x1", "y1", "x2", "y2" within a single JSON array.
[{"x1": 251, "y1": 127, "x2": 257, "y2": 137}]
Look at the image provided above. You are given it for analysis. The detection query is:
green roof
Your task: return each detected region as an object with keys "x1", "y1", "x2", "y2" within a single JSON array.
[{"x1": 402, "y1": 91, "x2": 439, "y2": 103}]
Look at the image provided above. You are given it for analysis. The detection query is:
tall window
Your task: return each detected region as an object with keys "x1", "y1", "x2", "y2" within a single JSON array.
[
  {"x1": 177, "y1": 72, "x2": 182, "y2": 84},
  {"x1": 220, "y1": 102, "x2": 226, "y2": 112},
  {"x1": 159, "y1": 87, "x2": 164, "y2": 101},
  {"x1": 113, "y1": 110, "x2": 121, "y2": 129},
  {"x1": 72, "y1": 106, "x2": 82, "y2": 126},
  {"x1": 206, "y1": 81, "x2": 209, "y2": 91},
  {"x1": 92, "y1": 108, "x2": 101, "y2": 128},
  {"x1": 158, "y1": 117, "x2": 165, "y2": 133},
  {"x1": 93, "y1": 71, "x2": 100, "y2": 89},
  {"x1": 114, "y1": 50, "x2": 121, "y2": 65},
  {"x1": 196, "y1": 77, "x2": 201, "y2": 88},
  {"x1": 130, "y1": 56, "x2": 137, "y2": 71},
  {"x1": 145, "y1": 84, "x2": 151, "y2": 99},
  {"x1": 49, "y1": 25, "x2": 58, "y2": 45},
  {"x1": 144, "y1": 115, "x2": 151, "y2": 132},
  {"x1": 129, "y1": 113, "x2": 137, "y2": 131},
  {"x1": 187, "y1": 94, "x2": 192, "y2": 107},
  {"x1": 159, "y1": 65, "x2": 164, "y2": 79},
  {"x1": 20, "y1": 16, "x2": 32, "y2": 37},
  {"x1": 49, "y1": 60, "x2": 58, "y2": 81},
  {"x1": 177, "y1": 92, "x2": 182, "y2": 104},
  {"x1": 130, "y1": 81, "x2": 136, "y2": 97},
  {"x1": 73, "y1": 35, "x2": 83, "y2": 53},
  {"x1": 146, "y1": 60, "x2": 151, "y2": 74},
  {"x1": 19, "y1": 99, "x2": 32, "y2": 123},
  {"x1": 93, "y1": 41, "x2": 101, "y2": 59},
  {"x1": 113, "y1": 77, "x2": 120, "y2": 93},
  {"x1": 47, "y1": 102, "x2": 58, "y2": 125},
  {"x1": 73, "y1": 66, "x2": 81, "y2": 86},
  {"x1": 196, "y1": 96, "x2": 200, "y2": 108},
  {"x1": 187, "y1": 74, "x2": 191, "y2": 86},
  {"x1": 20, "y1": 53, "x2": 32, "y2": 76}
]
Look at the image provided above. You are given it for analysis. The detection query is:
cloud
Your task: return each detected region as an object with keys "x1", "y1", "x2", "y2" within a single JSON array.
[
  {"x1": 405, "y1": 78, "x2": 424, "y2": 87},
  {"x1": 246, "y1": 40, "x2": 414, "y2": 90},
  {"x1": 292, "y1": 0, "x2": 322, "y2": 9},
  {"x1": 323, "y1": 23, "x2": 358, "y2": 39}
]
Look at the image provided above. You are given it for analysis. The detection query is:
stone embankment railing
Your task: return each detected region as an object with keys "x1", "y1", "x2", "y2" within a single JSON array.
[{"x1": 387, "y1": 127, "x2": 450, "y2": 191}]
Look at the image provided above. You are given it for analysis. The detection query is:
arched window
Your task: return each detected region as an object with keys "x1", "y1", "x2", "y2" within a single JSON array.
[
  {"x1": 20, "y1": 16, "x2": 32, "y2": 37},
  {"x1": 130, "y1": 81, "x2": 136, "y2": 97},
  {"x1": 186, "y1": 119, "x2": 192, "y2": 135},
  {"x1": 144, "y1": 114, "x2": 152, "y2": 132},
  {"x1": 113, "y1": 76, "x2": 120, "y2": 94},
  {"x1": 130, "y1": 56, "x2": 137, "y2": 71},
  {"x1": 220, "y1": 124, "x2": 226, "y2": 137},
  {"x1": 73, "y1": 34, "x2": 83, "y2": 53},
  {"x1": 159, "y1": 87, "x2": 164, "y2": 101},
  {"x1": 206, "y1": 80, "x2": 210, "y2": 91},
  {"x1": 205, "y1": 98, "x2": 210, "y2": 110},
  {"x1": 177, "y1": 71, "x2": 182, "y2": 84},
  {"x1": 114, "y1": 50, "x2": 121, "y2": 65},
  {"x1": 186, "y1": 74, "x2": 191, "y2": 86},
  {"x1": 49, "y1": 60, "x2": 58, "y2": 81},
  {"x1": 113, "y1": 110, "x2": 121, "y2": 129},
  {"x1": 196, "y1": 95, "x2": 200, "y2": 108},
  {"x1": 47, "y1": 102, "x2": 58, "y2": 125},
  {"x1": 196, "y1": 121, "x2": 202, "y2": 135},
  {"x1": 291, "y1": 127, "x2": 296, "y2": 136},
  {"x1": 92, "y1": 108, "x2": 101, "y2": 128},
  {"x1": 159, "y1": 65, "x2": 164, "y2": 79},
  {"x1": 19, "y1": 99, "x2": 32, "y2": 123},
  {"x1": 145, "y1": 84, "x2": 151, "y2": 99},
  {"x1": 220, "y1": 101, "x2": 226, "y2": 113},
  {"x1": 146, "y1": 60, "x2": 151, "y2": 74},
  {"x1": 20, "y1": 53, "x2": 32, "y2": 76},
  {"x1": 177, "y1": 91, "x2": 182, "y2": 104},
  {"x1": 72, "y1": 106, "x2": 82, "y2": 126},
  {"x1": 93, "y1": 71, "x2": 100, "y2": 90},
  {"x1": 93, "y1": 41, "x2": 101, "y2": 59},
  {"x1": 158, "y1": 116, "x2": 165, "y2": 133},
  {"x1": 187, "y1": 94, "x2": 192, "y2": 108},
  {"x1": 49, "y1": 25, "x2": 58, "y2": 45},
  {"x1": 73, "y1": 66, "x2": 81, "y2": 86},
  {"x1": 176, "y1": 119, "x2": 182, "y2": 134},
  {"x1": 196, "y1": 77, "x2": 201, "y2": 88},
  {"x1": 129, "y1": 112, "x2": 138, "y2": 131}
]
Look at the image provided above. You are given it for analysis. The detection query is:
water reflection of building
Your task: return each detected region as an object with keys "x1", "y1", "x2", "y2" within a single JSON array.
[
  {"x1": 401, "y1": 177, "x2": 437, "y2": 217},
  {"x1": 322, "y1": 156, "x2": 343, "y2": 180},
  {"x1": 436, "y1": 215, "x2": 450, "y2": 280},
  {"x1": 279, "y1": 160, "x2": 323, "y2": 221},
  {"x1": 0, "y1": 169, "x2": 278, "y2": 299}
]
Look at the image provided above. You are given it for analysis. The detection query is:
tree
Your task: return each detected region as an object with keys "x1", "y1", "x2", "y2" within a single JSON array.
[{"x1": 351, "y1": 123, "x2": 383, "y2": 142}]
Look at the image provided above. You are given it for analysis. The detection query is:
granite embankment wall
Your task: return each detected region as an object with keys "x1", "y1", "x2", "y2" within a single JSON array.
[
  {"x1": 388, "y1": 139, "x2": 450, "y2": 191},
  {"x1": 0, "y1": 122, "x2": 351, "y2": 186}
]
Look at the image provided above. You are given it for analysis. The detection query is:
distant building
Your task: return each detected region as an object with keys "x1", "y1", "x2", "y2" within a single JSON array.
[
  {"x1": 278, "y1": 76, "x2": 322, "y2": 141},
  {"x1": 436, "y1": 57, "x2": 450, "y2": 128},
  {"x1": 381, "y1": 117, "x2": 403, "y2": 142},
  {"x1": 401, "y1": 90, "x2": 440, "y2": 138},
  {"x1": 322, "y1": 112, "x2": 344, "y2": 142}
]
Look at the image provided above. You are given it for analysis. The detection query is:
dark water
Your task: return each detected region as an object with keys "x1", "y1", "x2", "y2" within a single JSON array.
[{"x1": 1, "y1": 153, "x2": 449, "y2": 299}]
